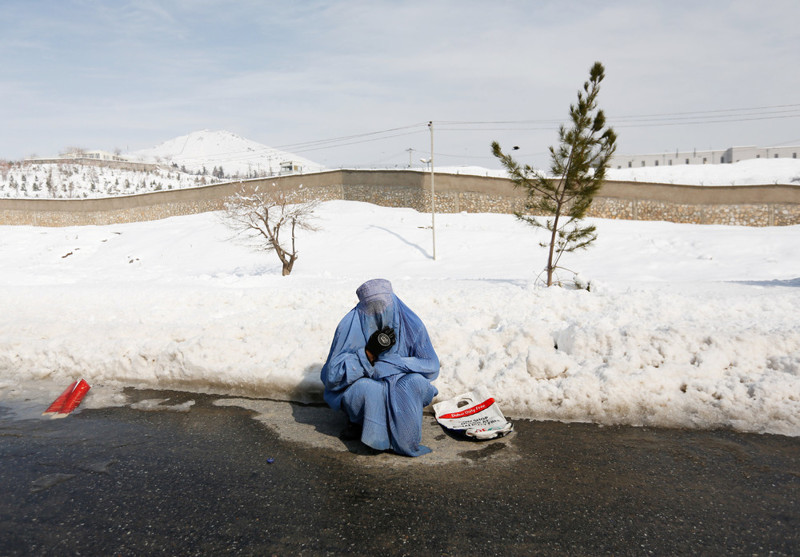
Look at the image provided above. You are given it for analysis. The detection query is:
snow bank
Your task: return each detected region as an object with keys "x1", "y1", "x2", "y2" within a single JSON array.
[
  {"x1": 440, "y1": 157, "x2": 800, "y2": 186},
  {"x1": 1, "y1": 202, "x2": 799, "y2": 436},
  {"x1": 607, "y1": 158, "x2": 800, "y2": 186}
]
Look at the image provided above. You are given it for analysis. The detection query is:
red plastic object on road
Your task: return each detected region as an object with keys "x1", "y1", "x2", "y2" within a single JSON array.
[
  {"x1": 43, "y1": 379, "x2": 91, "y2": 418},
  {"x1": 42, "y1": 380, "x2": 78, "y2": 415}
]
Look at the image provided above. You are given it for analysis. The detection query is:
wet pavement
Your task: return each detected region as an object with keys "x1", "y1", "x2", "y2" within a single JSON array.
[{"x1": 1, "y1": 388, "x2": 798, "y2": 556}]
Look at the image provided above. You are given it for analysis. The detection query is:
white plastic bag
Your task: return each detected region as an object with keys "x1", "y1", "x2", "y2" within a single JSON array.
[{"x1": 433, "y1": 388, "x2": 513, "y2": 440}]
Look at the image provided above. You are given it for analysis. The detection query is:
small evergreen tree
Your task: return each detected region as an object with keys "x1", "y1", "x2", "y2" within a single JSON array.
[
  {"x1": 492, "y1": 61, "x2": 617, "y2": 287},
  {"x1": 46, "y1": 170, "x2": 55, "y2": 196}
]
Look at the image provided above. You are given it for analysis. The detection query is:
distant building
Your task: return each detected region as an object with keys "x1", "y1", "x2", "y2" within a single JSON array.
[
  {"x1": 23, "y1": 150, "x2": 157, "y2": 172},
  {"x1": 62, "y1": 150, "x2": 131, "y2": 163},
  {"x1": 25, "y1": 150, "x2": 131, "y2": 164},
  {"x1": 279, "y1": 160, "x2": 304, "y2": 174},
  {"x1": 612, "y1": 145, "x2": 800, "y2": 169}
]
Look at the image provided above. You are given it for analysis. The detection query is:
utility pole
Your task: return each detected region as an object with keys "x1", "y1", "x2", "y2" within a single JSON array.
[
  {"x1": 406, "y1": 148, "x2": 413, "y2": 168},
  {"x1": 428, "y1": 121, "x2": 436, "y2": 261}
]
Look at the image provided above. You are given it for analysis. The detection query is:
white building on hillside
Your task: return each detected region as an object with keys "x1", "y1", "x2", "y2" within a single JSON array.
[
  {"x1": 63, "y1": 150, "x2": 130, "y2": 163},
  {"x1": 279, "y1": 161, "x2": 304, "y2": 174},
  {"x1": 612, "y1": 145, "x2": 800, "y2": 169}
]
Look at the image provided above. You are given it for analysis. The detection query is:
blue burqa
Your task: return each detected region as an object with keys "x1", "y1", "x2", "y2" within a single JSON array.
[{"x1": 320, "y1": 279, "x2": 439, "y2": 457}]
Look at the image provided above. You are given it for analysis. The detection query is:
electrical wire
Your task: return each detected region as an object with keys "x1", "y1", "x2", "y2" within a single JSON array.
[
  {"x1": 611, "y1": 103, "x2": 800, "y2": 121},
  {"x1": 160, "y1": 124, "x2": 430, "y2": 165},
  {"x1": 288, "y1": 129, "x2": 427, "y2": 154},
  {"x1": 435, "y1": 103, "x2": 800, "y2": 131},
  {"x1": 612, "y1": 112, "x2": 800, "y2": 129},
  {"x1": 156, "y1": 102, "x2": 800, "y2": 166},
  {"x1": 274, "y1": 123, "x2": 429, "y2": 150}
]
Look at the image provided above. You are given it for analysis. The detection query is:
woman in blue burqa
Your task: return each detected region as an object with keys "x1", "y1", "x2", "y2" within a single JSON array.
[{"x1": 320, "y1": 279, "x2": 439, "y2": 457}]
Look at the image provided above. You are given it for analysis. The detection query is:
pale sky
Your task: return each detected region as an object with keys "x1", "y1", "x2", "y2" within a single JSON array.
[{"x1": 2, "y1": 0, "x2": 799, "y2": 169}]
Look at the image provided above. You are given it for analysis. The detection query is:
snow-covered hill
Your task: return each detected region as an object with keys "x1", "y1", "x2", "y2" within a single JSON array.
[
  {"x1": 0, "y1": 162, "x2": 222, "y2": 199},
  {"x1": 0, "y1": 130, "x2": 325, "y2": 199},
  {"x1": 131, "y1": 130, "x2": 325, "y2": 177}
]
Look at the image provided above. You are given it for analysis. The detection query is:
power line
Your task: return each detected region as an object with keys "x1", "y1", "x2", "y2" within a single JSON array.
[
  {"x1": 289, "y1": 129, "x2": 427, "y2": 154},
  {"x1": 612, "y1": 112, "x2": 800, "y2": 129},
  {"x1": 148, "y1": 123, "x2": 430, "y2": 165},
  {"x1": 435, "y1": 103, "x2": 800, "y2": 130},
  {"x1": 611, "y1": 102, "x2": 800, "y2": 120},
  {"x1": 274, "y1": 123, "x2": 429, "y2": 151},
  {"x1": 150, "y1": 102, "x2": 800, "y2": 166},
  {"x1": 438, "y1": 118, "x2": 563, "y2": 126}
]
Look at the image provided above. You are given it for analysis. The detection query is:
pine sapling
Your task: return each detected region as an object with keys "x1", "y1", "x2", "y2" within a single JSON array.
[{"x1": 493, "y1": 61, "x2": 617, "y2": 287}]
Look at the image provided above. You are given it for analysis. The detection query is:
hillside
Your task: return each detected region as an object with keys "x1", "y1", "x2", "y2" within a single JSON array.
[
  {"x1": 0, "y1": 130, "x2": 324, "y2": 199},
  {"x1": 0, "y1": 162, "x2": 222, "y2": 199}
]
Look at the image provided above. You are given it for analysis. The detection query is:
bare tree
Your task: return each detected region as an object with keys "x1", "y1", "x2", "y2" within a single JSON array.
[{"x1": 223, "y1": 184, "x2": 320, "y2": 276}]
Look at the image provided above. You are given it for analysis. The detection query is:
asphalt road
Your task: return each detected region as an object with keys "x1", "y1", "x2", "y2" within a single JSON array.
[{"x1": 1, "y1": 388, "x2": 798, "y2": 556}]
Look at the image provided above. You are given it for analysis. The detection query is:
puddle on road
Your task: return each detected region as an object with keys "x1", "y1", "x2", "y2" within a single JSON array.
[
  {"x1": 0, "y1": 384, "x2": 519, "y2": 467},
  {"x1": 0, "y1": 380, "x2": 128, "y2": 421},
  {"x1": 215, "y1": 397, "x2": 520, "y2": 467}
]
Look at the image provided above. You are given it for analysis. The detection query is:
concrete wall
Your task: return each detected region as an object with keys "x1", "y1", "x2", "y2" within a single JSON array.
[{"x1": 1, "y1": 169, "x2": 798, "y2": 227}]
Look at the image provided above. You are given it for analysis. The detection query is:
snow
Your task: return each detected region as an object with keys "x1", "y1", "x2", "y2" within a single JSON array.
[
  {"x1": 0, "y1": 162, "x2": 224, "y2": 199},
  {"x1": 0, "y1": 130, "x2": 325, "y2": 199},
  {"x1": 438, "y1": 158, "x2": 800, "y2": 185},
  {"x1": 607, "y1": 158, "x2": 800, "y2": 186},
  {"x1": 435, "y1": 158, "x2": 800, "y2": 186},
  {"x1": 1, "y1": 198, "x2": 799, "y2": 437}
]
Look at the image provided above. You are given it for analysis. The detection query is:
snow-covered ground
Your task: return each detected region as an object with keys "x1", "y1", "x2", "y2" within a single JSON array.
[
  {"x1": 439, "y1": 157, "x2": 800, "y2": 185},
  {"x1": 1, "y1": 200, "x2": 799, "y2": 436},
  {"x1": 607, "y1": 158, "x2": 800, "y2": 186}
]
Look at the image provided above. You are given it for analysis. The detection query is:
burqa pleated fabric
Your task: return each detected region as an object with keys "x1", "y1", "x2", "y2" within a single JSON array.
[{"x1": 320, "y1": 279, "x2": 439, "y2": 457}]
